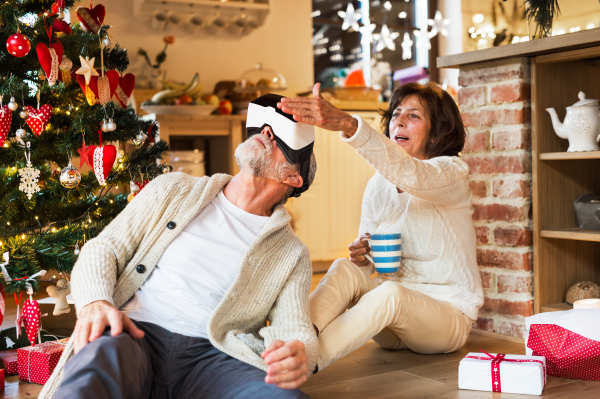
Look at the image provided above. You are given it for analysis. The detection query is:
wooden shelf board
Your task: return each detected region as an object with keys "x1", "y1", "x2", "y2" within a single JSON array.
[
  {"x1": 437, "y1": 29, "x2": 600, "y2": 68},
  {"x1": 540, "y1": 229, "x2": 600, "y2": 242},
  {"x1": 540, "y1": 151, "x2": 600, "y2": 160},
  {"x1": 536, "y1": 45, "x2": 600, "y2": 64},
  {"x1": 541, "y1": 303, "x2": 573, "y2": 313}
]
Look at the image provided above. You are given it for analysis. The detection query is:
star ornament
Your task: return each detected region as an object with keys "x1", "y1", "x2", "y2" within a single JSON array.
[
  {"x1": 374, "y1": 24, "x2": 400, "y2": 52},
  {"x1": 77, "y1": 135, "x2": 93, "y2": 168},
  {"x1": 338, "y1": 3, "x2": 361, "y2": 31},
  {"x1": 359, "y1": 22, "x2": 376, "y2": 44},
  {"x1": 428, "y1": 10, "x2": 450, "y2": 37},
  {"x1": 76, "y1": 55, "x2": 99, "y2": 85},
  {"x1": 401, "y1": 32, "x2": 413, "y2": 60},
  {"x1": 413, "y1": 23, "x2": 436, "y2": 50}
]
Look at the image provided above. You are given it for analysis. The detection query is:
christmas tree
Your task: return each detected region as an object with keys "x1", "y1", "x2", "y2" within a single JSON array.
[{"x1": 0, "y1": 1, "x2": 169, "y2": 301}]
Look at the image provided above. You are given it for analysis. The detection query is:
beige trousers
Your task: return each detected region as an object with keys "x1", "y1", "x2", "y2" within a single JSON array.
[{"x1": 309, "y1": 259, "x2": 473, "y2": 371}]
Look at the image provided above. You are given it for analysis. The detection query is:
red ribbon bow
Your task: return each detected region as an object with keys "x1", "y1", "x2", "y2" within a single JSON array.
[{"x1": 465, "y1": 350, "x2": 546, "y2": 392}]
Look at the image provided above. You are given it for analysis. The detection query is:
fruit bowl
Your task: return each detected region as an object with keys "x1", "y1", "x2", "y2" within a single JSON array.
[{"x1": 140, "y1": 104, "x2": 218, "y2": 116}]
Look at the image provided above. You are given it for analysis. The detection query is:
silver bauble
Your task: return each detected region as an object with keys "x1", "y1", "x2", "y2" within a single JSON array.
[
  {"x1": 59, "y1": 55, "x2": 73, "y2": 71},
  {"x1": 162, "y1": 164, "x2": 170, "y2": 174},
  {"x1": 7, "y1": 97, "x2": 18, "y2": 111},
  {"x1": 132, "y1": 131, "x2": 147, "y2": 148},
  {"x1": 130, "y1": 180, "x2": 140, "y2": 194},
  {"x1": 102, "y1": 35, "x2": 112, "y2": 48},
  {"x1": 19, "y1": 110, "x2": 28, "y2": 119},
  {"x1": 101, "y1": 120, "x2": 110, "y2": 132},
  {"x1": 107, "y1": 119, "x2": 117, "y2": 132},
  {"x1": 60, "y1": 162, "x2": 81, "y2": 188},
  {"x1": 16, "y1": 128, "x2": 26, "y2": 138}
]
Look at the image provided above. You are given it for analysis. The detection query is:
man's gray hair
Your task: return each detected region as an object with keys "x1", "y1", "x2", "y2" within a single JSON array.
[{"x1": 278, "y1": 153, "x2": 317, "y2": 205}]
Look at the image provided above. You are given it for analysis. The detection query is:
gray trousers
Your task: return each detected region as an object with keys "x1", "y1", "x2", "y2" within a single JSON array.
[{"x1": 54, "y1": 320, "x2": 309, "y2": 399}]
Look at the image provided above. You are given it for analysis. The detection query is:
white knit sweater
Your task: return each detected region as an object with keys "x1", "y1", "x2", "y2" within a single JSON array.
[
  {"x1": 345, "y1": 116, "x2": 484, "y2": 320},
  {"x1": 39, "y1": 173, "x2": 318, "y2": 398}
]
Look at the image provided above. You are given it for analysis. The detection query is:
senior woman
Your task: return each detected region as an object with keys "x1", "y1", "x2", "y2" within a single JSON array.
[{"x1": 278, "y1": 82, "x2": 484, "y2": 371}]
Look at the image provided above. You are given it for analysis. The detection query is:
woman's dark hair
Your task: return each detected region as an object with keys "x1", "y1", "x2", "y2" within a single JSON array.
[{"x1": 379, "y1": 82, "x2": 466, "y2": 158}]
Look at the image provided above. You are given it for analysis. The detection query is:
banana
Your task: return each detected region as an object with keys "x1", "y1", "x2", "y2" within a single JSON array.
[
  {"x1": 151, "y1": 74, "x2": 199, "y2": 104},
  {"x1": 160, "y1": 80, "x2": 190, "y2": 91},
  {"x1": 184, "y1": 79, "x2": 203, "y2": 100}
]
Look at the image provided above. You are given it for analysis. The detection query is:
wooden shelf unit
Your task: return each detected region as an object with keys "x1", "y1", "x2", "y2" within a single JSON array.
[{"x1": 532, "y1": 44, "x2": 600, "y2": 314}]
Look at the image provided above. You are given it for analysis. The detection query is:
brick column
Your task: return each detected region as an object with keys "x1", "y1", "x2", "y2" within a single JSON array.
[{"x1": 458, "y1": 57, "x2": 533, "y2": 338}]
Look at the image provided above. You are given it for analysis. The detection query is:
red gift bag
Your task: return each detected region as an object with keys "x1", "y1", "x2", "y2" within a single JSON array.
[
  {"x1": 527, "y1": 323, "x2": 600, "y2": 380},
  {"x1": 17, "y1": 339, "x2": 68, "y2": 384}
]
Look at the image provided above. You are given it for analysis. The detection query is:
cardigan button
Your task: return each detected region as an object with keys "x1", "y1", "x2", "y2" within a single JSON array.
[
  {"x1": 136, "y1": 264, "x2": 146, "y2": 274},
  {"x1": 167, "y1": 221, "x2": 176, "y2": 230}
]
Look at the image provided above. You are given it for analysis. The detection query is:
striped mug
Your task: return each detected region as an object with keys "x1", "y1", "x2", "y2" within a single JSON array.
[{"x1": 361, "y1": 233, "x2": 402, "y2": 273}]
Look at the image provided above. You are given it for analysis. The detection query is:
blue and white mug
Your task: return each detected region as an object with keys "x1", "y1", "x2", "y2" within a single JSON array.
[{"x1": 361, "y1": 233, "x2": 402, "y2": 273}]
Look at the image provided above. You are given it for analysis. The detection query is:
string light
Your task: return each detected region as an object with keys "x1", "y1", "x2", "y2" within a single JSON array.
[
  {"x1": 35, "y1": 216, "x2": 38, "y2": 219},
  {"x1": 6, "y1": 222, "x2": 10, "y2": 225},
  {"x1": 52, "y1": 227, "x2": 56, "y2": 232},
  {"x1": 21, "y1": 234, "x2": 25, "y2": 239}
]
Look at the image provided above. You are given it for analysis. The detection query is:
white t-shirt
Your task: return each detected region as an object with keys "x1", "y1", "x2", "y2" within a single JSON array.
[{"x1": 121, "y1": 190, "x2": 269, "y2": 338}]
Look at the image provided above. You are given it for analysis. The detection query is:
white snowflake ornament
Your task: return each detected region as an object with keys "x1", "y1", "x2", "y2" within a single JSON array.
[
  {"x1": 338, "y1": 3, "x2": 361, "y2": 31},
  {"x1": 18, "y1": 142, "x2": 40, "y2": 200}
]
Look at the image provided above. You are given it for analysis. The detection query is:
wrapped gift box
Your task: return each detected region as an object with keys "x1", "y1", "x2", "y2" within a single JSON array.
[
  {"x1": 17, "y1": 339, "x2": 68, "y2": 385},
  {"x1": 0, "y1": 369, "x2": 4, "y2": 391},
  {"x1": 458, "y1": 352, "x2": 546, "y2": 395},
  {"x1": 0, "y1": 350, "x2": 18, "y2": 375}
]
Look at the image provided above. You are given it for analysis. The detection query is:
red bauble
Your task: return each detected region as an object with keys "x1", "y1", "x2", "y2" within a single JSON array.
[
  {"x1": 5, "y1": 33, "x2": 31, "y2": 58},
  {"x1": 22, "y1": 299, "x2": 41, "y2": 347}
]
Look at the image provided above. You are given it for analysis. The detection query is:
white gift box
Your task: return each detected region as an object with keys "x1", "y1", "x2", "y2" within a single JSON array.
[{"x1": 458, "y1": 352, "x2": 546, "y2": 396}]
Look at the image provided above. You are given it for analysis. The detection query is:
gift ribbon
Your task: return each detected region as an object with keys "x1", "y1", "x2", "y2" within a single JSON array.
[
  {"x1": 465, "y1": 350, "x2": 547, "y2": 392},
  {"x1": 1, "y1": 252, "x2": 11, "y2": 282}
]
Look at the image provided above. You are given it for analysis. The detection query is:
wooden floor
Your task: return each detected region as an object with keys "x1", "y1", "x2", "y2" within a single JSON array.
[{"x1": 2, "y1": 273, "x2": 600, "y2": 398}]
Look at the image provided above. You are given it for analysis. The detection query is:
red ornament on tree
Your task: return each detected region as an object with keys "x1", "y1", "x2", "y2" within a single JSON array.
[
  {"x1": 25, "y1": 105, "x2": 52, "y2": 135},
  {"x1": 22, "y1": 299, "x2": 41, "y2": 347},
  {"x1": 88, "y1": 144, "x2": 117, "y2": 185},
  {"x1": 5, "y1": 33, "x2": 31, "y2": 58},
  {"x1": 0, "y1": 104, "x2": 12, "y2": 147}
]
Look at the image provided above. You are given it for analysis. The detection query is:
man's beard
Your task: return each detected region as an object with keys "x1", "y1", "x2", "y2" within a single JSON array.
[{"x1": 234, "y1": 136, "x2": 294, "y2": 181}]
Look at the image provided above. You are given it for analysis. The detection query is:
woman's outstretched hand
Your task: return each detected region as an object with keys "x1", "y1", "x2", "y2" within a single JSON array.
[{"x1": 277, "y1": 83, "x2": 359, "y2": 137}]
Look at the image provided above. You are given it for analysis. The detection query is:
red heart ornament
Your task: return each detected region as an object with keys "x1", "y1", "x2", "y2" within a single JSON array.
[
  {"x1": 25, "y1": 105, "x2": 53, "y2": 135},
  {"x1": 115, "y1": 73, "x2": 136, "y2": 108},
  {"x1": 88, "y1": 144, "x2": 116, "y2": 185},
  {"x1": 0, "y1": 105, "x2": 12, "y2": 147},
  {"x1": 22, "y1": 299, "x2": 41, "y2": 347},
  {"x1": 76, "y1": 4, "x2": 106, "y2": 34},
  {"x1": 89, "y1": 70, "x2": 119, "y2": 105},
  {"x1": 76, "y1": 74, "x2": 97, "y2": 105},
  {"x1": 53, "y1": 19, "x2": 72, "y2": 35},
  {"x1": 36, "y1": 42, "x2": 64, "y2": 86}
]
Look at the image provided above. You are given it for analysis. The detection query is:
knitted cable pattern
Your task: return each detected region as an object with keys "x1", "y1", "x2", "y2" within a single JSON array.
[
  {"x1": 344, "y1": 116, "x2": 484, "y2": 321},
  {"x1": 39, "y1": 173, "x2": 318, "y2": 398}
]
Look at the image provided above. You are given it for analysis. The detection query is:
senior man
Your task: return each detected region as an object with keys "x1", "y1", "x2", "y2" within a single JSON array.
[{"x1": 40, "y1": 94, "x2": 318, "y2": 399}]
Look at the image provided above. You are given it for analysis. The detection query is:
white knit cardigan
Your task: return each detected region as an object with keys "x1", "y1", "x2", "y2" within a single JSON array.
[
  {"x1": 345, "y1": 116, "x2": 484, "y2": 320},
  {"x1": 40, "y1": 173, "x2": 318, "y2": 398}
]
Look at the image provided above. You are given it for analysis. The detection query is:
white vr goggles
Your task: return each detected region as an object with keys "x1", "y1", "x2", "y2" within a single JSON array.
[{"x1": 246, "y1": 94, "x2": 315, "y2": 197}]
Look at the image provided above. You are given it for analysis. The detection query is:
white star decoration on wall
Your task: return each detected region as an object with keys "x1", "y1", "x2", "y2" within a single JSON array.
[
  {"x1": 401, "y1": 32, "x2": 413, "y2": 60},
  {"x1": 338, "y1": 3, "x2": 361, "y2": 31},
  {"x1": 359, "y1": 22, "x2": 376, "y2": 44},
  {"x1": 413, "y1": 23, "x2": 436, "y2": 50},
  {"x1": 429, "y1": 10, "x2": 450, "y2": 37},
  {"x1": 374, "y1": 24, "x2": 400, "y2": 52}
]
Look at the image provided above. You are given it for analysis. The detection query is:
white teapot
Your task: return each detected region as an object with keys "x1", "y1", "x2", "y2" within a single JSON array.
[{"x1": 546, "y1": 92, "x2": 600, "y2": 152}]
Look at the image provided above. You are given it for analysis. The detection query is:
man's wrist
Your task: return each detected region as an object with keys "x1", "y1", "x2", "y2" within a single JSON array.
[{"x1": 342, "y1": 115, "x2": 358, "y2": 137}]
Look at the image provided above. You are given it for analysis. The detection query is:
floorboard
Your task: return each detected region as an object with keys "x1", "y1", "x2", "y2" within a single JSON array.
[{"x1": 2, "y1": 273, "x2": 600, "y2": 398}]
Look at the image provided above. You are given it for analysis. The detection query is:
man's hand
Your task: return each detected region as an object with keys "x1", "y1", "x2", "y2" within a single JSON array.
[
  {"x1": 261, "y1": 340, "x2": 308, "y2": 389},
  {"x1": 349, "y1": 233, "x2": 372, "y2": 267},
  {"x1": 277, "y1": 83, "x2": 359, "y2": 137},
  {"x1": 73, "y1": 300, "x2": 145, "y2": 354}
]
